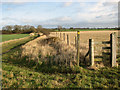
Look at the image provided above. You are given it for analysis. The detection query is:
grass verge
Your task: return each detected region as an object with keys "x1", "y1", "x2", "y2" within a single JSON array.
[
  {"x1": 2, "y1": 35, "x2": 38, "y2": 54},
  {"x1": 1, "y1": 34, "x2": 30, "y2": 42}
]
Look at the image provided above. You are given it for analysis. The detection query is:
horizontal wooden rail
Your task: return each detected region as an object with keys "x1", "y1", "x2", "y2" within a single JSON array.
[
  {"x1": 102, "y1": 47, "x2": 111, "y2": 49},
  {"x1": 94, "y1": 56, "x2": 103, "y2": 58},
  {"x1": 102, "y1": 52, "x2": 111, "y2": 55},
  {"x1": 94, "y1": 42, "x2": 102, "y2": 44},
  {"x1": 102, "y1": 41, "x2": 110, "y2": 44}
]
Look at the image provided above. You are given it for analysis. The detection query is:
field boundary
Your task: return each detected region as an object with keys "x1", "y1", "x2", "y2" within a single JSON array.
[{"x1": 53, "y1": 31, "x2": 119, "y2": 67}]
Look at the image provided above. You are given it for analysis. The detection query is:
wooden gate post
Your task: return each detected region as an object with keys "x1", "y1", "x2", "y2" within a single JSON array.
[
  {"x1": 77, "y1": 31, "x2": 80, "y2": 66},
  {"x1": 67, "y1": 34, "x2": 70, "y2": 45},
  {"x1": 110, "y1": 33, "x2": 117, "y2": 67},
  {"x1": 89, "y1": 39, "x2": 94, "y2": 66}
]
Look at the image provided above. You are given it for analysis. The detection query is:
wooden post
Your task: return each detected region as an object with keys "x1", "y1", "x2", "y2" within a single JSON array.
[
  {"x1": 67, "y1": 34, "x2": 70, "y2": 45},
  {"x1": 66, "y1": 59, "x2": 67, "y2": 66},
  {"x1": 63, "y1": 33, "x2": 65, "y2": 41},
  {"x1": 58, "y1": 32, "x2": 60, "y2": 38},
  {"x1": 60, "y1": 32, "x2": 61, "y2": 39},
  {"x1": 74, "y1": 36, "x2": 77, "y2": 48},
  {"x1": 77, "y1": 31, "x2": 80, "y2": 66},
  {"x1": 89, "y1": 39, "x2": 94, "y2": 66},
  {"x1": 56, "y1": 32, "x2": 57, "y2": 37},
  {"x1": 110, "y1": 33, "x2": 117, "y2": 67}
]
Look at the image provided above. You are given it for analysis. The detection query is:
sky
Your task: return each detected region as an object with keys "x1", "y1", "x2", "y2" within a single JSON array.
[{"x1": 0, "y1": 0, "x2": 119, "y2": 29}]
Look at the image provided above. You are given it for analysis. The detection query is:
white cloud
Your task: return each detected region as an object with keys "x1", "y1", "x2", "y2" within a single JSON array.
[
  {"x1": 76, "y1": 1, "x2": 118, "y2": 24},
  {"x1": 1, "y1": 0, "x2": 119, "y2": 2},
  {"x1": 0, "y1": 0, "x2": 118, "y2": 29},
  {"x1": 64, "y1": 2, "x2": 72, "y2": 7},
  {"x1": 48, "y1": 16, "x2": 72, "y2": 22},
  {"x1": 59, "y1": 16, "x2": 72, "y2": 21}
]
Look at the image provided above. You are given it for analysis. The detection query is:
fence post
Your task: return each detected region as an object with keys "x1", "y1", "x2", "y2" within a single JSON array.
[
  {"x1": 60, "y1": 32, "x2": 62, "y2": 39},
  {"x1": 56, "y1": 32, "x2": 57, "y2": 37},
  {"x1": 58, "y1": 32, "x2": 60, "y2": 38},
  {"x1": 77, "y1": 31, "x2": 80, "y2": 66},
  {"x1": 89, "y1": 39, "x2": 94, "y2": 66},
  {"x1": 74, "y1": 36, "x2": 77, "y2": 48},
  {"x1": 67, "y1": 34, "x2": 70, "y2": 45},
  {"x1": 110, "y1": 33, "x2": 117, "y2": 67},
  {"x1": 63, "y1": 33, "x2": 65, "y2": 41}
]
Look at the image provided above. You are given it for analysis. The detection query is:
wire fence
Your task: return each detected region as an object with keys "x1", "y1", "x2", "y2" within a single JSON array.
[{"x1": 50, "y1": 31, "x2": 119, "y2": 67}]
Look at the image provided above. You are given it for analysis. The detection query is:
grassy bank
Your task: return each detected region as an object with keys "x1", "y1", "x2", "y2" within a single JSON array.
[
  {"x1": 2, "y1": 48, "x2": 120, "y2": 88},
  {"x1": 2, "y1": 36, "x2": 120, "y2": 88}
]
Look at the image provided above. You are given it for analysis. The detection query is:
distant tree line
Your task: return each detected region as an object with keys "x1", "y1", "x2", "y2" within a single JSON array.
[
  {"x1": 1, "y1": 25, "x2": 119, "y2": 34},
  {"x1": 2, "y1": 25, "x2": 36, "y2": 34},
  {"x1": 1, "y1": 25, "x2": 54, "y2": 35}
]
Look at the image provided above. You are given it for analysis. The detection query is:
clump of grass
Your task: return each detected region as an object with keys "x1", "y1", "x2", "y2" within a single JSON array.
[{"x1": 21, "y1": 36, "x2": 78, "y2": 67}]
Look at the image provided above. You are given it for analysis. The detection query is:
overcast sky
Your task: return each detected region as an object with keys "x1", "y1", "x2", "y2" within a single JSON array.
[{"x1": 0, "y1": 0, "x2": 119, "y2": 29}]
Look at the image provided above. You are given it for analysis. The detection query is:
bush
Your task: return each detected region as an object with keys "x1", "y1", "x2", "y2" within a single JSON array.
[{"x1": 39, "y1": 29, "x2": 51, "y2": 36}]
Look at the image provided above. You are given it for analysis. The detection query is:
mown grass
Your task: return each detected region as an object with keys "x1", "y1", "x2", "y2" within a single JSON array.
[
  {"x1": 2, "y1": 35, "x2": 38, "y2": 54},
  {"x1": 2, "y1": 41, "x2": 120, "y2": 88},
  {"x1": 1, "y1": 34, "x2": 29, "y2": 42}
]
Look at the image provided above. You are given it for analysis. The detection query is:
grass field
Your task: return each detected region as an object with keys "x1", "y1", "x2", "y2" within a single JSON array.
[
  {"x1": 2, "y1": 44, "x2": 120, "y2": 88},
  {"x1": 51, "y1": 30, "x2": 119, "y2": 58},
  {"x1": 1, "y1": 31, "x2": 120, "y2": 88},
  {"x1": 1, "y1": 34, "x2": 29, "y2": 42}
]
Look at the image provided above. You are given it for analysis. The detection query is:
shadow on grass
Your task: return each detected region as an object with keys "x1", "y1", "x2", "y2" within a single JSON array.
[{"x1": 3, "y1": 47, "x2": 89, "y2": 74}]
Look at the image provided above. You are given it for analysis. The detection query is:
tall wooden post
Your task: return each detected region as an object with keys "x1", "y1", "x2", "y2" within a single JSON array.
[
  {"x1": 110, "y1": 33, "x2": 117, "y2": 67},
  {"x1": 67, "y1": 34, "x2": 70, "y2": 45},
  {"x1": 89, "y1": 39, "x2": 94, "y2": 66},
  {"x1": 77, "y1": 31, "x2": 80, "y2": 66}
]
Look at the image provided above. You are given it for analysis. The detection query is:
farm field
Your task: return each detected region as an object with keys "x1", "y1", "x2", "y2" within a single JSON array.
[
  {"x1": 51, "y1": 30, "x2": 119, "y2": 57},
  {"x1": 1, "y1": 31, "x2": 120, "y2": 88},
  {"x1": 1, "y1": 34, "x2": 29, "y2": 42},
  {"x1": 51, "y1": 30, "x2": 119, "y2": 44},
  {"x1": 55, "y1": 29, "x2": 117, "y2": 32}
]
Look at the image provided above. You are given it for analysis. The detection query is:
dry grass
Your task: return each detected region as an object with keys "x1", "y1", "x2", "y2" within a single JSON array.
[
  {"x1": 21, "y1": 35, "x2": 89, "y2": 66},
  {"x1": 51, "y1": 31, "x2": 119, "y2": 56},
  {"x1": 20, "y1": 30, "x2": 119, "y2": 67}
]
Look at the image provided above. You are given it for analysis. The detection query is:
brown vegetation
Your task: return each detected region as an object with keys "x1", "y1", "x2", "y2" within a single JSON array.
[{"x1": 21, "y1": 35, "x2": 88, "y2": 66}]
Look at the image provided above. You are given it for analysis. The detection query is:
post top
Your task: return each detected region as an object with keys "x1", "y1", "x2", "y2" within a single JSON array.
[{"x1": 77, "y1": 31, "x2": 80, "y2": 34}]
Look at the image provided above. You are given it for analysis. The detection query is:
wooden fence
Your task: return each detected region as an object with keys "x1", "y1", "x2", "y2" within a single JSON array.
[{"x1": 54, "y1": 32, "x2": 119, "y2": 67}]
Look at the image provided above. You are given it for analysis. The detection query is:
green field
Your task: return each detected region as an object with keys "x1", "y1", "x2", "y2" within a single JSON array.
[
  {"x1": 1, "y1": 35, "x2": 120, "y2": 88},
  {"x1": 1, "y1": 34, "x2": 29, "y2": 42}
]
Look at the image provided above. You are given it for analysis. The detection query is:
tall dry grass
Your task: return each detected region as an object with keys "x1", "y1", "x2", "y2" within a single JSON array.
[{"x1": 21, "y1": 35, "x2": 89, "y2": 66}]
